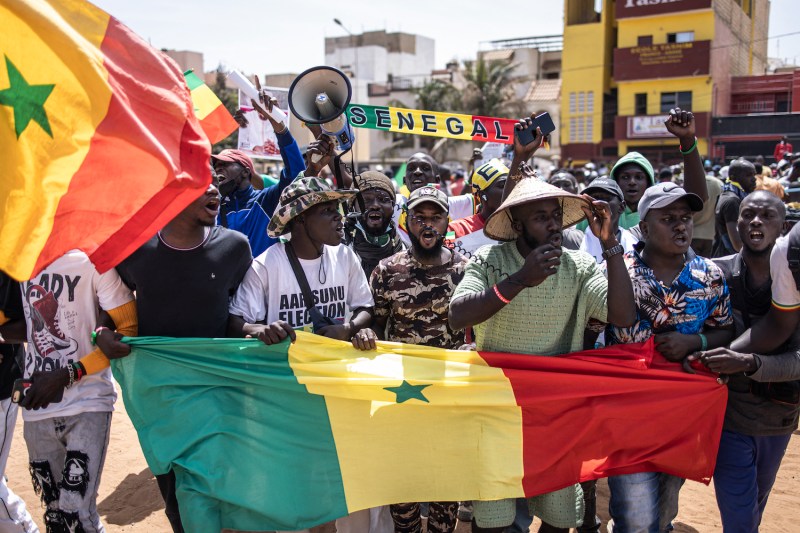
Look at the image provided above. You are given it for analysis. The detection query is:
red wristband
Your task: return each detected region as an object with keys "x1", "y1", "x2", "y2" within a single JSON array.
[{"x1": 493, "y1": 284, "x2": 511, "y2": 305}]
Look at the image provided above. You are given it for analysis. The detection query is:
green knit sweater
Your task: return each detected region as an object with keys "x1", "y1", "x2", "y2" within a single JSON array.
[{"x1": 451, "y1": 241, "x2": 608, "y2": 354}]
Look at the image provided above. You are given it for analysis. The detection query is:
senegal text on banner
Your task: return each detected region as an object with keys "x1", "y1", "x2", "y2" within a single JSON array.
[
  {"x1": 0, "y1": 0, "x2": 211, "y2": 281},
  {"x1": 347, "y1": 103, "x2": 519, "y2": 144},
  {"x1": 112, "y1": 332, "x2": 727, "y2": 533}
]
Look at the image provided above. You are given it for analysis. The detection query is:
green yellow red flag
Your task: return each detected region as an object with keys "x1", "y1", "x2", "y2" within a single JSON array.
[
  {"x1": 113, "y1": 333, "x2": 728, "y2": 532},
  {"x1": 0, "y1": 0, "x2": 211, "y2": 281},
  {"x1": 184, "y1": 69, "x2": 238, "y2": 145},
  {"x1": 347, "y1": 103, "x2": 519, "y2": 144}
]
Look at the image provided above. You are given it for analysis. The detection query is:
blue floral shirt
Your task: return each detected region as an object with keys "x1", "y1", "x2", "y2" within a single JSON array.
[{"x1": 607, "y1": 250, "x2": 733, "y2": 344}]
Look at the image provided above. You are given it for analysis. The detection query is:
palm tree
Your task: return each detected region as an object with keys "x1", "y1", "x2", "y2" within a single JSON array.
[
  {"x1": 461, "y1": 58, "x2": 520, "y2": 118},
  {"x1": 394, "y1": 80, "x2": 462, "y2": 156},
  {"x1": 412, "y1": 79, "x2": 461, "y2": 113}
]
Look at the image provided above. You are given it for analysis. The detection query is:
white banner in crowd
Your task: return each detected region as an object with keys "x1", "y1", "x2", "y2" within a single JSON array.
[
  {"x1": 479, "y1": 141, "x2": 507, "y2": 165},
  {"x1": 236, "y1": 86, "x2": 291, "y2": 161}
]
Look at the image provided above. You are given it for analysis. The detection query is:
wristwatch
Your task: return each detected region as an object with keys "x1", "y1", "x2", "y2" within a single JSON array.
[{"x1": 602, "y1": 244, "x2": 624, "y2": 261}]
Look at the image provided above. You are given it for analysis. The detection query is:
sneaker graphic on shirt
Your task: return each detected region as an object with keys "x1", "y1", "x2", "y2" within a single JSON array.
[
  {"x1": 31, "y1": 288, "x2": 72, "y2": 349},
  {"x1": 25, "y1": 284, "x2": 79, "y2": 365}
]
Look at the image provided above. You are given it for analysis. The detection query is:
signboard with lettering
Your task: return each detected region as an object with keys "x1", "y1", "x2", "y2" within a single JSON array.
[
  {"x1": 628, "y1": 116, "x2": 671, "y2": 138},
  {"x1": 614, "y1": 40, "x2": 710, "y2": 81},
  {"x1": 616, "y1": 0, "x2": 712, "y2": 19}
]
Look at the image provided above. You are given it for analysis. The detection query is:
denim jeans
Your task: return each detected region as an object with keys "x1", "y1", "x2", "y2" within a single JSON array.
[
  {"x1": 506, "y1": 481, "x2": 600, "y2": 533},
  {"x1": 713, "y1": 430, "x2": 791, "y2": 533},
  {"x1": 608, "y1": 472, "x2": 684, "y2": 533},
  {"x1": 0, "y1": 399, "x2": 38, "y2": 533},
  {"x1": 24, "y1": 411, "x2": 111, "y2": 533}
]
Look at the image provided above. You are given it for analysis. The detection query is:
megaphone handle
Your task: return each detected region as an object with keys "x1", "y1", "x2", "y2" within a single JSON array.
[{"x1": 310, "y1": 152, "x2": 323, "y2": 164}]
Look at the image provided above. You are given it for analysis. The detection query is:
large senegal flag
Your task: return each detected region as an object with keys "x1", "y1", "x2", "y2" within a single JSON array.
[
  {"x1": 113, "y1": 333, "x2": 728, "y2": 533},
  {"x1": 347, "y1": 103, "x2": 519, "y2": 144},
  {"x1": 0, "y1": 0, "x2": 211, "y2": 281},
  {"x1": 184, "y1": 69, "x2": 238, "y2": 145}
]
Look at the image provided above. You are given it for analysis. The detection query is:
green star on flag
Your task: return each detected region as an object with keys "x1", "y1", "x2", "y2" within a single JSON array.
[
  {"x1": 384, "y1": 380, "x2": 431, "y2": 404},
  {"x1": 0, "y1": 56, "x2": 55, "y2": 138}
]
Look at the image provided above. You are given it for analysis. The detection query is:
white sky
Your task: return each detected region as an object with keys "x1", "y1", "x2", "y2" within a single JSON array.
[{"x1": 94, "y1": 0, "x2": 800, "y2": 75}]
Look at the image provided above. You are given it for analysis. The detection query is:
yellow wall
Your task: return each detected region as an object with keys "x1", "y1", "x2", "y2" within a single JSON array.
[
  {"x1": 617, "y1": 76, "x2": 713, "y2": 116},
  {"x1": 619, "y1": 138, "x2": 708, "y2": 156},
  {"x1": 616, "y1": 7, "x2": 716, "y2": 116},
  {"x1": 561, "y1": 0, "x2": 614, "y2": 147},
  {"x1": 614, "y1": 6, "x2": 717, "y2": 158},
  {"x1": 617, "y1": 11, "x2": 715, "y2": 47},
  {"x1": 562, "y1": 0, "x2": 719, "y2": 157}
]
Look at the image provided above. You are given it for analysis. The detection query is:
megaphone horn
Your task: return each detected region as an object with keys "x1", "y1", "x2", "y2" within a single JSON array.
[{"x1": 289, "y1": 66, "x2": 355, "y2": 161}]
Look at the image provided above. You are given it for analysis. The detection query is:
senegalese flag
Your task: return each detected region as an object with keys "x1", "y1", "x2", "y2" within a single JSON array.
[
  {"x1": 113, "y1": 333, "x2": 728, "y2": 533},
  {"x1": 347, "y1": 103, "x2": 519, "y2": 145},
  {"x1": 0, "y1": 0, "x2": 211, "y2": 281},
  {"x1": 184, "y1": 69, "x2": 238, "y2": 145}
]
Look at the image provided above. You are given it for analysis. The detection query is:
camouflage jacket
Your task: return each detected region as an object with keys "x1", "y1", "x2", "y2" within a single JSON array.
[{"x1": 370, "y1": 249, "x2": 467, "y2": 349}]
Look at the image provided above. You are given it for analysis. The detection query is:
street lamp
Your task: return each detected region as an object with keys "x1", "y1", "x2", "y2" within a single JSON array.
[{"x1": 333, "y1": 18, "x2": 357, "y2": 79}]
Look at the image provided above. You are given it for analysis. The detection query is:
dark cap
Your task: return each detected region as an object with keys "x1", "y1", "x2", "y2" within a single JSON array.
[
  {"x1": 211, "y1": 149, "x2": 260, "y2": 190},
  {"x1": 355, "y1": 171, "x2": 395, "y2": 199},
  {"x1": 583, "y1": 177, "x2": 624, "y2": 202},
  {"x1": 407, "y1": 186, "x2": 449, "y2": 213},
  {"x1": 638, "y1": 182, "x2": 703, "y2": 220}
]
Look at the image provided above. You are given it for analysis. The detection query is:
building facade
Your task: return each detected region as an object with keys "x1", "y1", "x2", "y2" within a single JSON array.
[
  {"x1": 713, "y1": 67, "x2": 800, "y2": 161},
  {"x1": 479, "y1": 35, "x2": 564, "y2": 161},
  {"x1": 561, "y1": 0, "x2": 770, "y2": 164},
  {"x1": 324, "y1": 30, "x2": 436, "y2": 166}
]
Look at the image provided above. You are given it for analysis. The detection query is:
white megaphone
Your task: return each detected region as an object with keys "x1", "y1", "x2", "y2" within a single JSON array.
[{"x1": 288, "y1": 66, "x2": 355, "y2": 163}]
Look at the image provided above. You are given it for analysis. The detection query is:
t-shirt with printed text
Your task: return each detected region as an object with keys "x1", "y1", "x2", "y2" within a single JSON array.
[
  {"x1": 21, "y1": 250, "x2": 133, "y2": 422},
  {"x1": 229, "y1": 242, "x2": 374, "y2": 329}
]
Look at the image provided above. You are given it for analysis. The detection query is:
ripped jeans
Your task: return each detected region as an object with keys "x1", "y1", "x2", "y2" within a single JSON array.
[{"x1": 24, "y1": 412, "x2": 111, "y2": 533}]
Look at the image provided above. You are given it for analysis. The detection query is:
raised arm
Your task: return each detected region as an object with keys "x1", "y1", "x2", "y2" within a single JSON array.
[
  {"x1": 502, "y1": 115, "x2": 546, "y2": 201},
  {"x1": 249, "y1": 82, "x2": 305, "y2": 186},
  {"x1": 665, "y1": 108, "x2": 708, "y2": 203},
  {"x1": 581, "y1": 199, "x2": 637, "y2": 327},
  {"x1": 307, "y1": 123, "x2": 353, "y2": 188}
]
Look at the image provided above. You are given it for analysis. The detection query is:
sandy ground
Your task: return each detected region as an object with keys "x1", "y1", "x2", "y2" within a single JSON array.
[{"x1": 6, "y1": 399, "x2": 800, "y2": 533}]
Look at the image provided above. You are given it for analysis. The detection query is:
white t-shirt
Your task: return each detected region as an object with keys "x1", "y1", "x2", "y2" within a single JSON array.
[
  {"x1": 770, "y1": 233, "x2": 800, "y2": 310},
  {"x1": 394, "y1": 194, "x2": 475, "y2": 246},
  {"x1": 229, "y1": 242, "x2": 374, "y2": 328},
  {"x1": 580, "y1": 227, "x2": 639, "y2": 265},
  {"x1": 21, "y1": 250, "x2": 133, "y2": 421}
]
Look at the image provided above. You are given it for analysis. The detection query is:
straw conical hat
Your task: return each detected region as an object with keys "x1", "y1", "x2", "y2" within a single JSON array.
[{"x1": 484, "y1": 177, "x2": 590, "y2": 241}]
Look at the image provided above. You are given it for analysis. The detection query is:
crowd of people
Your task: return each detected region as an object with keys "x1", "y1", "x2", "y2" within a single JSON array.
[{"x1": 1, "y1": 93, "x2": 799, "y2": 533}]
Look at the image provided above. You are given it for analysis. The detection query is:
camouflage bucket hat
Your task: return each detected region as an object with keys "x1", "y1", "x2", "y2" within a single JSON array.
[{"x1": 267, "y1": 174, "x2": 357, "y2": 238}]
